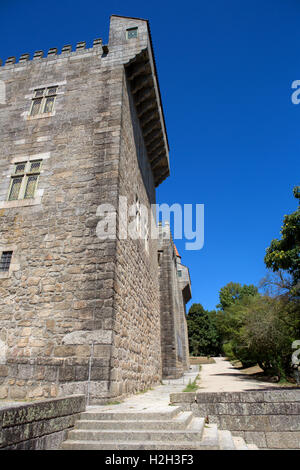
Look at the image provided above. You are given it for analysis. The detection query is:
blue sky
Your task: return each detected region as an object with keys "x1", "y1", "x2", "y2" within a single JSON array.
[{"x1": 1, "y1": 0, "x2": 299, "y2": 311}]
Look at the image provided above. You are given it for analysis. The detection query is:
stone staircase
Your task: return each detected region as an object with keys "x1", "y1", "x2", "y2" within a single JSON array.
[{"x1": 61, "y1": 406, "x2": 258, "y2": 450}]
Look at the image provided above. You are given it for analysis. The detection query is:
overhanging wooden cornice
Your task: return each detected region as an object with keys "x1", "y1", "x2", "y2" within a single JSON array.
[{"x1": 125, "y1": 49, "x2": 170, "y2": 187}]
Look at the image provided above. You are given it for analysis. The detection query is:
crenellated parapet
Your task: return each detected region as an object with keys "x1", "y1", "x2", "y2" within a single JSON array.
[
  {"x1": 0, "y1": 38, "x2": 107, "y2": 67},
  {"x1": 0, "y1": 15, "x2": 170, "y2": 187}
]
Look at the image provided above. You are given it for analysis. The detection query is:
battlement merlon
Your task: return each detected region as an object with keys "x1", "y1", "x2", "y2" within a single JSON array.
[{"x1": 0, "y1": 15, "x2": 170, "y2": 187}]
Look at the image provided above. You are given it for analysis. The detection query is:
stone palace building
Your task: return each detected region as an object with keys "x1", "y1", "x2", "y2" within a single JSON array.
[{"x1": 0, "y1": 15, "x2": 191, "y2": 403}]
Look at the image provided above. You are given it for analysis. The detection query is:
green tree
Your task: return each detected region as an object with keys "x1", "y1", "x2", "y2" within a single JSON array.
[
  {"x1": 216, "y1": 290, "x2": 299, "y2": 376},
  {"x1": 216, "y1": 296, "x2": 258, "y2": 367},
  {"x1": 264, "y1": 186, "x2": 300, "y2": 286},
  {"x1": 216, "y1": 282, "x2": 259, "y2": 367},
  {"x1": 187, "y1": 303, "x2": 221, "y2": 356},
  {"x1": 241, "y1": 295, "x2": 299, "y2": 378},
  {"x1": 217, "y1": 282, "x2": 258, "y2": 310}
]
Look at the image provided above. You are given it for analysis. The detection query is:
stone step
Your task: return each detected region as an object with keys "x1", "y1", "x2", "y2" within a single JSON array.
[
  {"x1": 75, "y1": 411, "x2": 194, "y2": 431},
  {"x1": 232, "y1": 436, "x2": 249, "y2": 450},
  {"x1": 218, "y1": 430, "x2": 235, "y2": 450},
  {"x1": 79, "y1": 406, "x2": 182, "y2": 421},
  {"x1": 61, "y1": 439, "x2": 220, "y2": 450},
  {"x1": 61, "y1": 423, "x2": 220, "y2": 450},
  {"x1": 199, "y1": 424, "x2": 219, "y2": 449},
  {"x1": 246, "y1": 443, "x2": 259, "y2": 450},
  {"x1": 67, "y1": 417, "x2": 204, "y2": 443}
]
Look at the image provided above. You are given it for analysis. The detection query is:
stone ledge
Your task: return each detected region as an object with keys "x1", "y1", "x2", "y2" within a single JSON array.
[
  {"x1": 0, "y1": 395, "x2": 86, "y2": 449},
  {"x1": 171, "y1": 389, "x2": 300, "y2": 404},
  {"x1": 189, "y1": 401, "x2": 300, "y2": 416},
  {"x1": 0, "y1": 197, "x2": 42, "y2": 209},
  {"x1": 0, "y1": 394, "x2": 85, "y2": 427},
  {"x1": 0, "y1": 414, "x2": 79, "y2": 447}
]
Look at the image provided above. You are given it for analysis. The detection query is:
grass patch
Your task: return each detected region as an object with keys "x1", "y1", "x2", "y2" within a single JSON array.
[
  {"x1": 105, "y1": 401, "x2": 122, "y2": 405},
  {"x1": 136, "y1": 387, "x2": 154, "y2": 395},
  {"x1": 183, "y1": 375, "x2": 199, "y2": 392}
]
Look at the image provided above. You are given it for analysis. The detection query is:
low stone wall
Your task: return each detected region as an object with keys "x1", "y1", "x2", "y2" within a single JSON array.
[
  {"x1": 189, "y1": 357, "x2": 216, "y2": 365},
  {"x1": 170, "y1": 389, "x2": 300, "y2": 449},
  {"x1": 0, "y1": 394, "x2": 85, "y2": 450}
]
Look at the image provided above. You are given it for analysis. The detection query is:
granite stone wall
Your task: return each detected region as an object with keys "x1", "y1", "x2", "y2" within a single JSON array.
[
  {"x1": 108, "y1": 73, "x2": 162, "y2": 399},
  {"x1": 0, "y1": 15, "x2": 172, "y2": 403},
  {"x1": 0, "y1": 46, "x2": 120, "y2": 401}
]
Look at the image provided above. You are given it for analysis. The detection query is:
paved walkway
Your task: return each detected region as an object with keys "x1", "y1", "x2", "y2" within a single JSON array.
[
  {"x1": 87, "y1": 367, "x2": 199, "y2": 411},
  {"x1": 198, "y1": 357, "x2": 278, "y2": 392},
  {"x1": 86, "y1": 357, "x2": 277, "y2": 413}
]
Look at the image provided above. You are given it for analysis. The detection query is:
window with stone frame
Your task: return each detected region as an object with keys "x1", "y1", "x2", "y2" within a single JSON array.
[
  {"x1": 0, "y1": 251, "x2": 13, "y2": 272},
  {"x1": 8, "y1": 160, "x2": 42, "y2": 201},
  {"x1": 126, "y1": 27, "x2": 138, "y2": 39},
  {"x1": 29, "y1": 86, "x2": 58, "y2": 116}
]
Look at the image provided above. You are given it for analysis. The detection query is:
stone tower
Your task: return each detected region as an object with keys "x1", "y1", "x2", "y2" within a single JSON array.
[
  {"x1": 158, "y1": 223, "x2": 191, "y2": 378},
  {"x1": 0, "y1": 15, "x2": 189, "y2": 404}
]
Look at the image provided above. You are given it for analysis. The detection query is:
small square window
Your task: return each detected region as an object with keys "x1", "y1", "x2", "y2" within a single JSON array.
[
  {"x1": 15, "y1": 163, "x2": 26, "y2": 175},
  {"x1": 126, "y1": 27, "x2": 138, "y2": 39},
  {"x1": 0, "y1": 251, "x2": 13, "y2": 272},
  {"x1": 47, "y1": 87, "x2": 57, "y2": 96},
  {"x1": 34, "y1": 89, "x2": 45, "y2": 98},
  {"x1": 29, "y1": 160, "x2": 42, "y2": 172}
]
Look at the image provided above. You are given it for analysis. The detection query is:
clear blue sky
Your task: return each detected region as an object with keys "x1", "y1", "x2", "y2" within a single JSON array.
[{"x1": 1, "y1": 0, "x2": 299, "y2": 311}]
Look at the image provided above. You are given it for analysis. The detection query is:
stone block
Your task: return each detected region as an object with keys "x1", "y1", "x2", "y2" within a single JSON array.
[
  {"x1": 218, "y1": 415, "x2": 271, "y2": 432},
  {"x1": 53, "y1": 346, "x2": 76, "y2": 357},
  {"x1": 265, "y1": 432, "x2": 300, "y2": 449},
  {"x1": 0, "y1": 365, "x2": 8, "y2": 377},
  {"x1": 93, "y1": 344, "x2": 111, "y2": 358},
  {"x1": 75, "y1": 366, "x2": 89, "y2": 381},
  {"x1": 0, "y1": 386, "x2": 8, "y2": 399},
  {"x1": 10, "y1": 386, "x2": 27, "y2": 399},
  {"x1": 58, "y1": 367, "x2": 76, "y2": 382},
  {"x1": 170, "y1": 392, "x2": 195, "y2": 403},
  {"x1": 244, "y1": 431, "x2": 267, "y2": 448}
]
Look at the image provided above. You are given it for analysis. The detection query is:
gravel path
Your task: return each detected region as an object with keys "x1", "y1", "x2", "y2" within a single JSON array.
[{"x1": 198, "y1": 357, "x2": 278, "y2": 392}]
